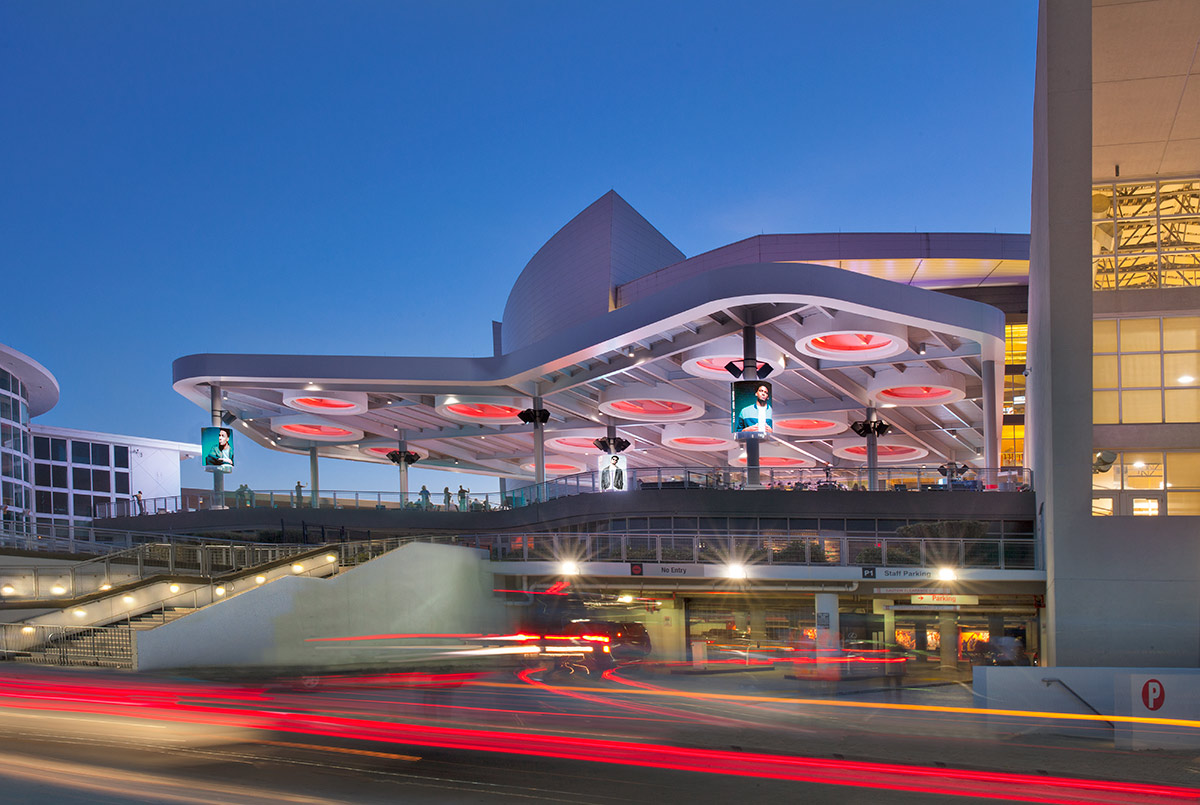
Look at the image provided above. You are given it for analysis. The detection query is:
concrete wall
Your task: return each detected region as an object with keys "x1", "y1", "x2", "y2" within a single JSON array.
[
  {"x1": 974, "y1": 665, "x2": 1200, "y2": 749},
  {"x1": 1028, "y1": 0, "x2": 1097, "y2": 667},
  {"x1": 1048, "y1": 516, "x2": 1200, "y2": 667},
  {"x1": 136, "y1": 542, "x2": 509, "y2": 671}
]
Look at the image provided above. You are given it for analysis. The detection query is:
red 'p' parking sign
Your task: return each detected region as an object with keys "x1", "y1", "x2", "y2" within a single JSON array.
[{"x1": 1142, "y1": 679, "x2": 1165, "y2": 711}]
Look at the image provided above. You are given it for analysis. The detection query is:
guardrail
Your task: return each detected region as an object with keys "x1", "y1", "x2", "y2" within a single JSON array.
[
  {"x1": 450, "y1": 532, "x2": 1040, "y2": 571},
  {"x1": 0, "y1": 542, "x2": 342, "y2": 600},
  {"x1": 0, "y1": 523, "x2": 296, "y2": 556},
  {"x1": 95, "y1": 466, "x2": 1033, "y2": 518}
]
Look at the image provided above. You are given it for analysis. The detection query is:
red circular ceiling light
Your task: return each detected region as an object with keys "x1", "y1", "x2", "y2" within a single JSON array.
[
  {"x1": 680, "y1": 335, "x2": 785, "y2": 380},
  {"x1": 519, "y1": 456, "x2": 585, "y2": 475},
  {"x1": 271, "y1": 416, "x2": 364, "y2": 442},
  {"x1": 876, "y1": 386, "x2": 956, "y2": 402},
  {"x1": 810, "y1": 333, "x2": 894, "y2": 353},
  {"x1": 555, "y1": 437, "x2": 600, "y2": 449},
  {"x1": 281, "y1": 423, "x2": 354, "y2": 437},
  {"x1": 609, "y1": 399, "x2": 692, "y2": 416},
  {"x1": 436, "y1": 395, "x2": 525, "y2": 426},
  {"x1": 354, "y1": 442, "x2": 429, "y2": 461},
  {"x1": 842, "y1": 444, "x2": 917, "y2": 458},
  {"x1": 282, "y1": 390, "x2": 368, "y2": 416},
  {"x1": 830, "y1": 437, "x2": 929, "y2": 463},
  {"x1": 795, "y1": 313, "x2": 908, "y2": 362},
  {"x1": 446, "y1": 403, "x2": 522, "y2": 418},
  {"x1": 696, "y1": 358, "x2": 768, "y2": 374},
  {"x1": 661, "y1": 423, "x2": 735, "y2": 452},
  {"x1": 545, "y1": 429, "x2": 605, "y2": 454},
  {"x1": 866, "y1": 368, "x2": 967, "y2": 407},
  {"x1": 599, "y1": 385, "x2": 704, "y2": 422},
  {"x1": 774, "y1": 416, "x2": 849, "y2": 438},
  {"x1": 727, "y1": 445, "x2": 814, "y2": 468},
  {"x1": 293, "y1": 397, "x2": 357, "y2": 410}
]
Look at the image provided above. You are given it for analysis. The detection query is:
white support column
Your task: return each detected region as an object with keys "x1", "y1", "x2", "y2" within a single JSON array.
[
  {"x1": 532, "y1": 396, "x2": 546, "y2": 490},
  {"x1": 209, "y1": 385, "x2": 224, "y2": 510},
  {"x1": 982, "y1": 358, "x2": 999, "y2": 475},
  {"x1": 309, "y1": 446, "x2": 319, "y2": 508},
  {"x1": 938, "y1": 611, "x2": 958, "y2": 670},
  {"x1": 814, "y1": 593, "x2": 840, "y2": 652}
]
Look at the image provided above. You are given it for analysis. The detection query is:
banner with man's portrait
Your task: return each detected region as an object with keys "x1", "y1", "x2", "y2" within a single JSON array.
[
  {"x1": 731, "y1": 380, "x2": 773, "y2": 440},
  {"x1": 202, "y1": 427, "x2": 235, "y2": 473},
  {"x1": 598, "y1": 453, "x2": 627, "y2": 492}
]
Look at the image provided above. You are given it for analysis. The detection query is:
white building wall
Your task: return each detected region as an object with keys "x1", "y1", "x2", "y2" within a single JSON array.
[{"x1": 129, "y1": 443, "x2": 185, "y2": 503}]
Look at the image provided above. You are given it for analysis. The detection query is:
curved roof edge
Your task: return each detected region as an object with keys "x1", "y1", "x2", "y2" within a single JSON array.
[
  {"x1": 174, "y1": 261, "x2": 1006, "y2": 404},
  {"x1": 0, "y1": 343, "x2": 60, "y2": 417}
]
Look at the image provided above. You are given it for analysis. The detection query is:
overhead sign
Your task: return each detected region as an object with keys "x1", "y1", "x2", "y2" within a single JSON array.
[
  {"x1": 864, "y1": 568, "x2": 936, "y2": 580},
  {"x1": 629, "y1": 563, "x2": 704, "y2": 578},
  {"x1": 912, "y1": 594, "x2": 979, "y2": 605},
  {"x1": 876, "y1": 587, "x2": 955, "y2": 594}
]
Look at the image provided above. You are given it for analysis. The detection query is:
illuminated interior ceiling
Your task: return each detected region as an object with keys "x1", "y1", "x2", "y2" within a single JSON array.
[
  {"x1": 175, "y1": 267, "x2": 1012, "y2": 481},
  {"x1": 1092, "y1": 0, "x2": 1200, "y2": 181}
]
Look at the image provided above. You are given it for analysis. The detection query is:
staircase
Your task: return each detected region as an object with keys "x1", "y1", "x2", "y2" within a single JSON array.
[
  {"x1": 2, "y1": 607, "x2": 198, "y2": 669},
  {"x1": 121, "y1": 606, "x2": 196, "y2": 631}
]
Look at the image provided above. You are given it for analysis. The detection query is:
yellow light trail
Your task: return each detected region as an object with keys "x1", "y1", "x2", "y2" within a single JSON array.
[{"x1": 481, "y1": 680, "x2": 1200, "y2": 730}]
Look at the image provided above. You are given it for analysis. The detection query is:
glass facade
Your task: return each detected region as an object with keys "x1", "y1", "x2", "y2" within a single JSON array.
[
  {"x1": 1092, "y1": 450, "x2": 1200, "y2": 516},
  {"x1": 0, "y1": 369, "x2": 33, "y2": 527},
  {"x1": 1092, "y1": 316, "x2": 1200, "y2": 425},
  {"x1": 1093, "y1": 178, "x2": 1200, "y2": 290},
  {"x1": 32, "y1": 434, "x2": 132, "y2": 531},
  {"x1": 1003, "y1": 323, "x2": 1027, "y2": 467}
]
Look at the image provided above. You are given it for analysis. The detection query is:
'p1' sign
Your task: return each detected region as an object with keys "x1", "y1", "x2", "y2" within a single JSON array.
[{"x1": 1142, "y1": 679, "x2": 1166, "y2": 711}]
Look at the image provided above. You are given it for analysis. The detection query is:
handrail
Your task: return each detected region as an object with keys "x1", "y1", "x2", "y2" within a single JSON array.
[
  {"x1": 0, "y1": 541, "x2": 348, "y2": 601},
  {"x1": 93, "y1": 465, "x2": 1034, "y2": 518}
]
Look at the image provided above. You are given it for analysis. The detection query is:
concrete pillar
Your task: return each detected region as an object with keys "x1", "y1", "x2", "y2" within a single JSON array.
[
  {"x1": 938, "y1": 612, "x2": 958, "y2": 670},
  {"x1": 397, "y1": 433, "x2": 409, "y2": 502},
  {"x1": 309, "y1": 446, "x2": 319, "y2": 508},
  {"x1": 982, "y1": 358, "x2": 999, "y2": 479},
  {"x1": 873, "y1": 599, "x2": 895, "y2": 648},
  {"x1": 866, "y1": 405, "x2": 879, "y2": 491},
  {"x1": 1028, "y1": 0, "x2": 1094, "y2": 667},
  {"x1": 749, "y1": 608, "x2": 767, "y2": 646},
  {"x1": 532, "y1": 396, "x2": 546, "y2": 492},
  {"x1": 814, "y1": 593, "x2": 840, "y2": 652},
  {"x1": 913, "y1": 618, "x2": 928, "y2": 652},
  {"x1": 988, "y1": 614, "x2": 1006, "y2": 643},
  {"x1": 209, "y1": 386, "x2": 224, "y2": 509}
]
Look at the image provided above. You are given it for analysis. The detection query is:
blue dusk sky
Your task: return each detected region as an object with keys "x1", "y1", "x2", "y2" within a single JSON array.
[{"x1": 1, "y1": 2, "x2": 1038, "y2": 495}]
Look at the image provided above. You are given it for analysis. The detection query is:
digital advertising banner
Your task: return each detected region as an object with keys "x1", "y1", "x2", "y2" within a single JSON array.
[
  {"x1": 202, "y1": 426, "x2": 235, "y2": 473},
  {"x1": 598, "y1": 453, "x2": 627, "y2": 492},
  {"x1": 731, "y1": 380, "x2": 773, "y2": 439}
]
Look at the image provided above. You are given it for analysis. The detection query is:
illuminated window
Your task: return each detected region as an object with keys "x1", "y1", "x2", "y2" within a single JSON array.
[
  {"x1": 1092, "y1": 316, "x2": 1200, "y2": 424},
  {"x1": 1005, "y1": 323, "x2": 1027, "y2": 365},
  {"x1": 1000, "y1": 424, "x2": 1024, "y2": 468},
  {"x1": 1091, "y1": 450, "x2": 1200, "y2": 515},
  {"x1": 1094, "y1": 178, "x2": 1200, "y2": 290}
]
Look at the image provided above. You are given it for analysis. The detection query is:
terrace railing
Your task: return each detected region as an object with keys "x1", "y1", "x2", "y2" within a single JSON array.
[{"x1": 94, "y1": 466, "x2": 1033, "y2": 518}]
